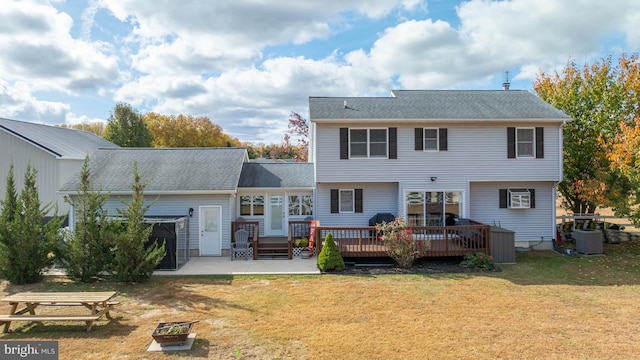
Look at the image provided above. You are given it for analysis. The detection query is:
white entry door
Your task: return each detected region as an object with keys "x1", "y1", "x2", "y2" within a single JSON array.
[
  {"x1": 200, "y1": 206, "x2": 222, "y2": 256},
  {"x1": 267, "y1": 194, "x2": 285, "y2": 236}
]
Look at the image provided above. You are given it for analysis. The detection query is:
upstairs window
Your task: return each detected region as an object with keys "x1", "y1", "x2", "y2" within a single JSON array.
[
  {"x1": 341, "y1": 128, "x2": 396, "y2": 159},
  {"x1": 415, "y1": 128, "x2": 448, "y2": 151},
  {"x1": 507, "y1": 127, "x2": 544, "y2": 158},
  {"x1": 350, "y1": 128, "x2": 387, "y2": 158},
  {"x1": 424, "y1": 128, "x2": 439, "y2": 151},
  {"x1": 516, "y1": 128, "x2": 534, "y2": 157}
]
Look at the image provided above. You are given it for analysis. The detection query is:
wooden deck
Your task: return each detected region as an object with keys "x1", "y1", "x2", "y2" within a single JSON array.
[
  {"x1": 315, "y1": 223, "x2": 491, "y2": 258},
  {"x1": 231, "y1": 220, "x2": 491, "y2": 259}
]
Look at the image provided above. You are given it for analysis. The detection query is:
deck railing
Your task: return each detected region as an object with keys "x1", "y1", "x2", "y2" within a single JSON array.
[{"x1": 314, "y1": 222, "x2": 491, "y2": 258}]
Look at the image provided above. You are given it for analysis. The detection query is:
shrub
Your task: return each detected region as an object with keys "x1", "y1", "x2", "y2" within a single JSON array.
[
  {"x1": 317, "y1": 233, "x2": 344, "y2": 272},
  {"x1": 460, "y1": 252, "x2": 495, "y2": 270},
  {"x1": 376, "y1": 216, "x2": 423, "y2": 268},
  {"x1": 294, "y1": 237, "x2": 309, "y2": 248}
]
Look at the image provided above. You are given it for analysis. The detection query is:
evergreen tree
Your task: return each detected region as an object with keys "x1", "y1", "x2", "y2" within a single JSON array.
[
  {"x1": 317, "y1": 233, "x2": 345, "y2": 272},
  {"x1": 0, "y1": 164, "x2": 18, "y2": 266},
  {"x1": 60, "y1": 156, "x2": 118, "y2": 282},
  {"x1": 109, "y1": 161, "x2": 165, "y2": 282},
  {"x1": 0, "y1": 164, "x2": 63, "y2": 284}
]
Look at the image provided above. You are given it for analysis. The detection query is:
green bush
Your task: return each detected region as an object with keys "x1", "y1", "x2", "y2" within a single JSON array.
[
  {"x1": 317, "y1": 233, "x2": 344, "y2": 272},
  {"x1": 460, "y1": 252, "x2": 495, "y2": 270}
]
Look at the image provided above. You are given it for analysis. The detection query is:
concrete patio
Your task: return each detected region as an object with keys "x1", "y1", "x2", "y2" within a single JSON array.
[{"x1": 152, "y1": 256, "x2": 321, "y2": 276}]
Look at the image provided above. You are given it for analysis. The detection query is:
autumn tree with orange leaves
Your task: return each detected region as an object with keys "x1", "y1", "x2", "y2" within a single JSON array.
[
  {"x1": 604, "y1": 117, "x2": 640, "y2": 225},
  {"x1": 143, "y1": 113, "x2": 241, "y2": 148},
  {"x1": 534, "y1": 53, "x2": 640, "y2": 215}
]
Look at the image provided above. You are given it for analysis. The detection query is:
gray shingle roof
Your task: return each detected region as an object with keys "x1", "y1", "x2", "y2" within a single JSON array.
[
  {"x1": 60, "y1": 148, "x2": 248, "y2": 193},
  {"x1": 309, "y1": 90, "x2": 571, "y2": 121},
  {"x1": 238, "y1": 162, "x2": 315, "y2": 188},
  {"x1": 0, "y1": 118, "x2": 119, "y2": 158}
]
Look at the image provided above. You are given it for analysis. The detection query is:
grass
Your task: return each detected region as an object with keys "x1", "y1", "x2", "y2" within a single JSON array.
[{"x1": 1, "y1": 241, "x2": 640, "y2": 359}]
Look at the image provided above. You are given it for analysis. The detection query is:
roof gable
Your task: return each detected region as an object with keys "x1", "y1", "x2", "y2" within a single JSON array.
[
  {"x1": 0, "y1": 118, "x2": 119, "y2": 158},
  {"x1": 309, "y1": 90, "x2": 571, "y2": 122},
  {"x1": 60, "y1": 148, "x2": 249, "y2": 193}
]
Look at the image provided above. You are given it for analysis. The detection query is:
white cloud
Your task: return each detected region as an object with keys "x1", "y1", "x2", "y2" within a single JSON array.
[
  {"x1": 0, "y1": 1, "x2": 120, "y2": 94},
  {"x1": 0, "y1": 80, "x2": 70, "y2": 124},
  {"x1": 343, "y1": 0, "x2": 640, "y2": 90}
]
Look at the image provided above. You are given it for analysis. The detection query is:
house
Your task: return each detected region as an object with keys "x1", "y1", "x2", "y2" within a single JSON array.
[
  {"x1": 0, "y1": 118, "x2": 119, "y2": 217},
  {"x1": 308, "y1": 90, "x2": 571, "y2": 250},
  {"x1": 59, "y1": 148, "x2": 315, "y2": 258}
]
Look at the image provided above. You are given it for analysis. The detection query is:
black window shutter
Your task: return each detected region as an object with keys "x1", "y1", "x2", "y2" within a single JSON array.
[
  {"x1": 439, "y1": 128, "x2": 448, "y2": 151},
  {"x1": 330, "y1": 189, "x2": 339, "y2": 213},
  {"x1": 389, "y1": 127, "x2": 397, "y2": 159},
  {"x1": 529, "y1": 189, "x2": 536, "y2": 208},
  {"x1": 355, "y1": 189, "x2": 363, "y2": 213},
  {"x1": 415, "y1": 128, "x2": 423, "y2": 151},
  {"x1": 507, "y1": 127, "x2": 516, "y2": 158},
  {"x1": 535, "y1": 127, "x2": 544, "y2": 158},
  {"x1": 340, "y1": 128, "x2": 348, "y2": 159},
  {"x1": 499, "y1": 189, "x2": 508, "y2": 208}
]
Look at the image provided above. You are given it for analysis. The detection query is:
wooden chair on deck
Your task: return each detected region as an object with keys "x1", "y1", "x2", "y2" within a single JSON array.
[{"x1": 231, "y1": 228, "x2": 250, "y2": 261}]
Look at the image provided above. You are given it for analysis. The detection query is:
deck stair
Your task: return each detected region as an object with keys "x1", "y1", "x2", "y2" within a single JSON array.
[{"x1": 255, "y1": 237, "x2": 291, "y2": 259}]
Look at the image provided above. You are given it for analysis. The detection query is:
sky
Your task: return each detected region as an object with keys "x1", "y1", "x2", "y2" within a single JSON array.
[{"x1": 1, "y1": 0, "x2": 640, "y2": 144}]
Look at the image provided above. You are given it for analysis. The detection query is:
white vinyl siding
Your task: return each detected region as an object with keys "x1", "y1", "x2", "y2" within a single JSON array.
[
  {"x1": 315, "y1": 124, "x2": 560, "y2": 184},
  {"x1": 317, "y1": 183, "x2": 398, "y2": 226},
  {"x1": 469, "y1": 182, "x2": 554, "y2": 243},
  {"x1": 102, "y1": 194, "x2": 233, "y2": 252}
]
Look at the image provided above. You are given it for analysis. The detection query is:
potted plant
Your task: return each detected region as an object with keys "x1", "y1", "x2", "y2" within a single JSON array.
[{"x1": 295, "y1": 237, "x2": 310, "y2": 258}]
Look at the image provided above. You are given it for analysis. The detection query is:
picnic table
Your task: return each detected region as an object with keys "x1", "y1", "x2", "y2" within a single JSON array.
[{"x1": 0, "y1": 291, "x2": 117, "y2": 332}]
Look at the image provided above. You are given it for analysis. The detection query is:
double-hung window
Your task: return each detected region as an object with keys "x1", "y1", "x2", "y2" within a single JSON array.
[
  {"x1": 330, "y1": 188, "x2": 363, "y2": 213},
  {"x1": 516, "y1": 128, "x2": 534, "y2": 157},
  {"x1": 339, "y1": 190, "x2": 354, "y2": 213},
  {"x1": 424, "y1": 128, "x2": 439, "y2": 151},
  {"x1": 350, "y1": 128, "x2": 387, "y2": 158},
  {"x1": 415, "y1": 128, "x2": 447, "y2": 151},
  {"x1": 508, "y1": 127, "x2": 543, "y2": 158}
]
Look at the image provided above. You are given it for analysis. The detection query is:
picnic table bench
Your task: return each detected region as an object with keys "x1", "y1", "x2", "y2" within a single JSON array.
[{"x1": 0, "y1": 291, "x2": 117, "y2": 332}]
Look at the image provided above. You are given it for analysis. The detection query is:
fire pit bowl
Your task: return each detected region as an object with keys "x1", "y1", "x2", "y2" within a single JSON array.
[{"x1": 152, "y1": 321, "x2": 195, "y2": 346}]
